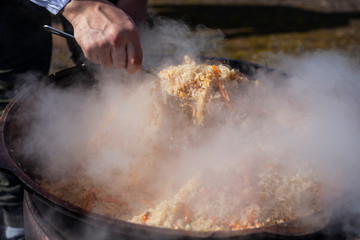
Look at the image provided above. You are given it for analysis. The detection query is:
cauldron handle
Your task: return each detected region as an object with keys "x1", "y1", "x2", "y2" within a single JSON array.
[
  {"x1": 0, "y1": 97, "x2": 30, "y2": 183},
  {"x1": 0, "y1": 114, "x2": 37, "y2": 194},
  {"x1": 0, "y1": 113, "x2": 18, "y2": 175}
]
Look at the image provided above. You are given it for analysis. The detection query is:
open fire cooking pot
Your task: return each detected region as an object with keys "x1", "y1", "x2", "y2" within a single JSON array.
[{"x1": 0, "y1": 58, "x2": 333, "y2": 240}]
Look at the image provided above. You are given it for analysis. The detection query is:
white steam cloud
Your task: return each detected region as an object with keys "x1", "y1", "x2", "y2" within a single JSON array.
[{"x1": 14, "y1": 18, "x2": 360, "y2": 238}]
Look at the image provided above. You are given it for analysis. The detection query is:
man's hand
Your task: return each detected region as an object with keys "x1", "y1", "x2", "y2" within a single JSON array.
[{"x1": 61, "y1": 0, "x2": 143, "y2": 73}]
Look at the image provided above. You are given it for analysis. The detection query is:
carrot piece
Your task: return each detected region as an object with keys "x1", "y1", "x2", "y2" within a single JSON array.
[
  {"x1": 193, "y1": 108, "x2": 197, "y2": 117},
  {"x1": 212, "y1": 65, "x2": 234, "y2": 112},
  {"x1": 184, "y1": 205, "x2": 190, "y2": 222},
  {"x1": 247, "y1": 209, "x2": 256, "y2": 226},
  {"x1": 141, "y1": 212, "x2": 150, "y2": 222},
  {"x1": 228, "y1": 221, "x2": 242, "y2": 230},
  {"x1": 212, "y1": 65, "x2": 218, "y2": 74},
  {"x1": 81, "y1": 188, "x2": 99, "y2": 211},
  {"x1": 168, "y1": 73, "x2": 173, "y2": 83}
]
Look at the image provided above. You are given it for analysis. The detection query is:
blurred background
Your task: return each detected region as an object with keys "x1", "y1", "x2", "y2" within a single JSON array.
[{"x1": 49, "y1": 0, "x2": 360, "y2": 73}]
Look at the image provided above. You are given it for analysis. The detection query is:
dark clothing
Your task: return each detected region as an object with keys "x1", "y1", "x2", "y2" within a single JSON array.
[
  {"x1": 0, "y1": 0, "x2": 52, "y2": 103},
  {"x1": 59, "y1": 16, "x2": 85, "y2": 66},
  {"x1": 0, "y1": 0, "x2": 52, "y2": 228},
  {"x1": 0, "y1": 174, "x2": 24, "y2": 228}
]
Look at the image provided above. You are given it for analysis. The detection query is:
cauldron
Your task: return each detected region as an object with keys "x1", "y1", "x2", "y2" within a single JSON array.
[{"x1": 0, "y1": 59, "x2": 335, "y2": 239}]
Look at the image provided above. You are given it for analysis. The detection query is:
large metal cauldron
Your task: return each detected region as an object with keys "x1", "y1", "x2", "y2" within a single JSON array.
[{"x1": 0, "y1": 59, "x2": 334, "y2": 240}]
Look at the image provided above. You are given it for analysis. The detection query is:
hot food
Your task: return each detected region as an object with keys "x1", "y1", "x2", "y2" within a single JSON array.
[
  {"x1": 158, "y1": 56, "x2": 252, "y2": 124},
  {"x1": 130, "y1": 165, "x2": 320, "y2": 231},
  {"x1": 35, "y1": 56, "x2": 322, "y2": 233}
]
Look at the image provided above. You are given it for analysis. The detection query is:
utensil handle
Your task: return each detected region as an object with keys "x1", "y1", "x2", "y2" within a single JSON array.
[{"x1": 43, "y1": 25, "x2": 75, "y2": 40}]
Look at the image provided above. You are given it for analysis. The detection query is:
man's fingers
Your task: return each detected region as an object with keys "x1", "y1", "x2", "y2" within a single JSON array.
[
  {"x1": 125, "y1": 41, "x2": 142, "y2": 73},
  {"x1": 83, "y1": 49, "x2": 99, "y2": 65},
  {"x1": 97, "y1": 48, "x2": 113, "y2": 68},
  {"x1": 112, "y1": 46, "x2": 126, "y2": 69},
  {"x1": 62, "y1": 0, "x2": 146, "y2": 72},
  {"x1": 74, "y1": 20, "x2": 142, "y2": 71}
]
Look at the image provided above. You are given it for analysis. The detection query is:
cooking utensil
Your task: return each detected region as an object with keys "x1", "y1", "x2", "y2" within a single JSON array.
[
  {"x1": 43, "y1": 24, "x2": 154, "y2": 75},
  {"x1": 43, "y1": 24, "x2": 188, "y2": 103},
  {"x1": 45, "y1": 24, "x2": 198, "y2": 104},
  {"x1": 43, "y1": 24, "x2": 284, "y2": 104}
]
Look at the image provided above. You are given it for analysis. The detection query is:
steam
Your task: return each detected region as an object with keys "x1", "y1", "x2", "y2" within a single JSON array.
[
  {"x1": 139, "y1": 17, "x2": 224, "y2": 67},
  {"x1": 270, "y1": 51, "x2": 360, "y2": 184},
  {"x1": 16, "y1": 18, "x2": 360, "y2": 238}
]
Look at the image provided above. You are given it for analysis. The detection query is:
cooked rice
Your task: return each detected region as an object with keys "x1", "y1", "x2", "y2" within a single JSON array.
[
  {"x1": 158, "y1": 55, "x2": 250, "y2": 124},
  {"x1": 37, "y1": 56, "x2": 322, "y2": 232},
  {"x1": 130, "y1": 165, "x2": 320, "y2": 231}
]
